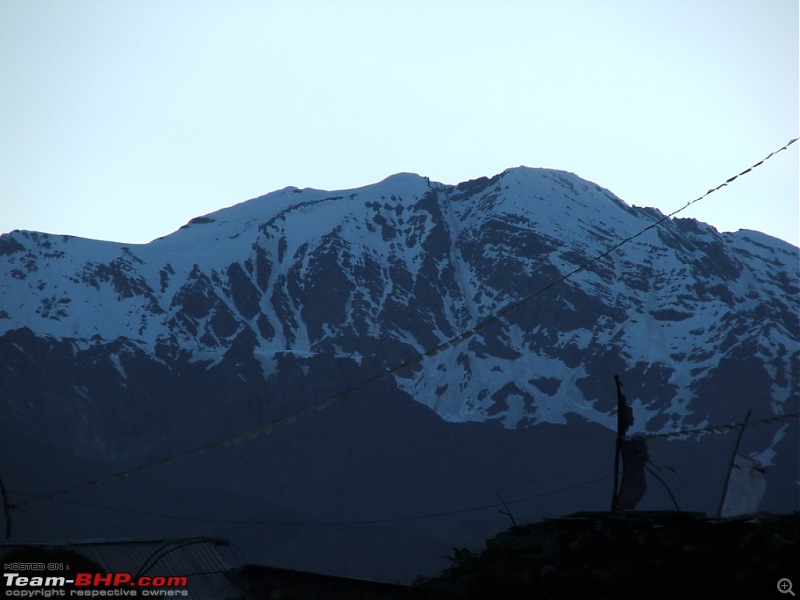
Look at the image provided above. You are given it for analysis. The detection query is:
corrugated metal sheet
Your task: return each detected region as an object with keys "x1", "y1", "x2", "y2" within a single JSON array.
[{"x1": 1, "y1": 537, "x2": 243, "y2": 600}]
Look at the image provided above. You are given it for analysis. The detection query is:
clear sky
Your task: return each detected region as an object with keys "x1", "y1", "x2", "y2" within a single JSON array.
[{"x1": 1, "y1": 0, "x2": 798, "y2": 246}]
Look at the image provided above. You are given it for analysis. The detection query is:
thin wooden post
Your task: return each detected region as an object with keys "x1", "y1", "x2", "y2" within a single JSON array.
[
  {"x1": 0, "y1": 474, "x2": 11, "y2": 539},
  {"x1": 610, "y1": 374, "x2": 625, "y2": 511},
  {"x1": 611, "y1": 437, "x2": 621, "y2": 511},
  {"x1": 716, "y1": 409, "x2": 752, "y2": 519}
]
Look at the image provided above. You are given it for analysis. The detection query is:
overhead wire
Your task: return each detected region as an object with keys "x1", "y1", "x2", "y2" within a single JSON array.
[
  {"x1": 11, "y1": 474, "x2": 614, "y2": 527},
  {"x1": 642, "y1": 412, "x2": 799, "y2": 440},
  {"x1": 11, "y1": 137, "x2": 799, "y2": 509},
  {"x1": 11, "y1": 414, "x2": 796, "y2": 523}
]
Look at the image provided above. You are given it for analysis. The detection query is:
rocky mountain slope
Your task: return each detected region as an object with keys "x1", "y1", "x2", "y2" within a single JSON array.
[{"x1": 1, "y1": 167, "x2": 797, "y2": 580}]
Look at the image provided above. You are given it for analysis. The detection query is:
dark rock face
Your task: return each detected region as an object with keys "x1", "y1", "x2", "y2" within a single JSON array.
[{"x1": 0, "y1": 167, "x2": 797, "y2": 581}]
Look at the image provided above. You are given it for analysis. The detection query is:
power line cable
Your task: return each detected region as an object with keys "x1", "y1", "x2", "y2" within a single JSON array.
[
  {"x1": 11, "y1": 474, "x2": 613, "y2": 527},
  {"x1": 12, "y1": 410, "x2": 796, "y2": 524},
  {"x1": 642, "y1": 412, "x2": 799, "y2": 440},
  {"x1": 13, "y1": 137, "x2": 798, "y2": 508}
]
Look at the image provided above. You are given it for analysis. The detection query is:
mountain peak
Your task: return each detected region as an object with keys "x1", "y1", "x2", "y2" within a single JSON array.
[
  {"x1": 363, "y1": 171, "x2": 432, "y2": 195},
  {"x1": 1, "y1": 165, "x2": 797, "y2": 582},
  {"x1": 378, "y1": 171, "x2": 429, "y2": 184}
]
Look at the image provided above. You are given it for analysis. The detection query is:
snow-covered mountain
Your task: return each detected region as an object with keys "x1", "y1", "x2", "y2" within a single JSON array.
[{"x1": 1, "y1": 167, "x2": 798, "y2": 581}]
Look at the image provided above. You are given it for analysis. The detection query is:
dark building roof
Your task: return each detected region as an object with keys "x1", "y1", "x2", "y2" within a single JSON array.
[
  {"x1": 233, "y1": 564, "x2": 438, "y2": 599},
  {"x1": 1, "y1": 537, "x2": 242, "y2": 599}
]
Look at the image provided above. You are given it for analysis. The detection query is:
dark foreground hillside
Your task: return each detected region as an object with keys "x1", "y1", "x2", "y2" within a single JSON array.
[
  {"x1": 3, "y1": 512, "x2": 796, "y2": 599},
  {"x1": 233, "y1": 512, "x2": 800, "y2": 600},
  {"x1": 233, "y1": 512, "x2": 799, "y2": 598},
  {"x1": 413, "y1": 511, "x2": 799, "y2": 600}
]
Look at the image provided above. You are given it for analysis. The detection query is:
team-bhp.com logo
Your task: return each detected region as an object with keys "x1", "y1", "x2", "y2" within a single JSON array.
[{"x1": 4, "y1": 571, "x2": 188, "y2": 597}]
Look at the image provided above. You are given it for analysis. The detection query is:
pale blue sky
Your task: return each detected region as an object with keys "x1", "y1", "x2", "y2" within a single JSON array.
[{"x1": 1, "y1": 0, "x2": 798, "y2": 246}]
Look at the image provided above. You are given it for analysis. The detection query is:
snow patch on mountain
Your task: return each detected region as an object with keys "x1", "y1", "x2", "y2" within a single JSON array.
[{"x1": 1, "y1": 168, "x2": 797, "y2": 440}]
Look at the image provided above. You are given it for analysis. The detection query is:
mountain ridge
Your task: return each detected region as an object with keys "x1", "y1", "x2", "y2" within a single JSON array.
[
  {"x1": 1, "y1": 166, "x2": 797, "y2": 580},
  {"x1": 2, "y1": 166, "x2": 797, "y2": 430}
]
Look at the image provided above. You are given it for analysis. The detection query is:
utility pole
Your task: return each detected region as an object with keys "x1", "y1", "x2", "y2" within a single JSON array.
[
  {"x1": 716, "y1": 409, "x2": 752, "y2": 519},
  {"x1": 0, "y1": 474, "x2": 11, "y2": 539},
  {"x1": 610, "y1": 374, "x2": 633, "y2": 512}
]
